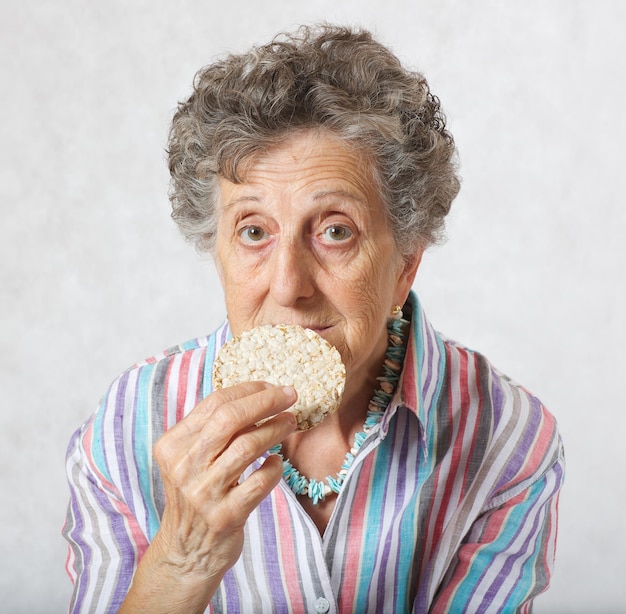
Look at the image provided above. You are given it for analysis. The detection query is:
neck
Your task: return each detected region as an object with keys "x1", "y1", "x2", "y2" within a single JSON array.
[
  {"x1": 280, "y1": 326, "x2": 387, "y2": 463},
  {"x1": 274, "y1": 315, "x2": 410, "y2": 505},
  {"x1": 336, "y1": 322, "x2": 391, "y2": 429}
]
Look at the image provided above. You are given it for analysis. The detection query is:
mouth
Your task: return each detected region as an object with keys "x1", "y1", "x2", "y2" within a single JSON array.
[
  {"x1": 306, "y1": 324, "x2": 332, "y2": 335},
  {"x1": 265, "y1": 322, "x2": 333, "y2": 337}
]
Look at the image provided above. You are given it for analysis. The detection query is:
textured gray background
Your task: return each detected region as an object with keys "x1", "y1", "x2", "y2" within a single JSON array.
[{"x1": 1, "y1": 1, "x2": 624, "y2": 612}]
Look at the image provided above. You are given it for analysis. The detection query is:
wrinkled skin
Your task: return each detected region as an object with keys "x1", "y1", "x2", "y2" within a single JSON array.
[
  {"x1": 216, "y1": 129, "x2": 420, "y2": 393},
  {"x1": 120, "y1": 130, "x2": 421, "y2": 613}
]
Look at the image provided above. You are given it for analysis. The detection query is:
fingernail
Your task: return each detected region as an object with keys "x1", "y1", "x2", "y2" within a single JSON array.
[{"x1": 282, "y1": 386, "x2": 297, "y2": 402}]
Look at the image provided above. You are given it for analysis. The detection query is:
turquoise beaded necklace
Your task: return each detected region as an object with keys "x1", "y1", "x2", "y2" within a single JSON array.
[{"x1": 269, "y1": 316, "x2": 409, "y2": 505}]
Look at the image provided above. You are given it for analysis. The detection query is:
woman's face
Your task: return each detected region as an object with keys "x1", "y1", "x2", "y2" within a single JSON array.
[{"x1": 214, "y1": 130, "x2": 421, "y2": 387}]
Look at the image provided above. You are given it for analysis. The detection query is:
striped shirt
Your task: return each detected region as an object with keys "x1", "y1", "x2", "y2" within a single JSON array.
[{"x1": 63, "y1": 291, "x2": 564, "y2": 613}]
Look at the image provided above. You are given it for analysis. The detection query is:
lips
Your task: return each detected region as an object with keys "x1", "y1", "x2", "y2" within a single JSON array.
[
  {"x1": 263, "y1": 320, "x2": 331, "y2": 331},
  {"x1": 305, "y1": 325, "x2": 331, "y2": 334},
  {"x1": 260, "y1": 323, "x2": 334, "y2": 343}
]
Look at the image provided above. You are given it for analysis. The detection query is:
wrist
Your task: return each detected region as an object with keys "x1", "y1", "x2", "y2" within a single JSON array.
[{"x1": 120, "y1": 533, "x2": 219, "y2": 614}]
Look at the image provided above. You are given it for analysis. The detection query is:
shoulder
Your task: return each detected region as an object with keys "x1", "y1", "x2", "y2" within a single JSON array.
[
  {"x1": 441, "y1": 334, "x2": 555, "y2": 430},
  {"x1": 112, "y1": 320, "x2": 230, "y2": 408},
  {"x1": 69, "y1": 322, "x2": 230, "y2": 477},
  {"x1": 438, "y1": 335, "x2": 564, "y2": 500},
  {"x1": 128, "y1": 321, "x2": 228, "y2": 378}
]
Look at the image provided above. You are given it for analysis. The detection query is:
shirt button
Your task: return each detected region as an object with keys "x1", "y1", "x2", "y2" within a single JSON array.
[{"x1": 314, "y1": 597, "x2": 330, "y2": 613}]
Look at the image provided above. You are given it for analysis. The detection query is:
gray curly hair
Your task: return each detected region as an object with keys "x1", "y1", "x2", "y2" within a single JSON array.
[{"x1": 168, "y1": 24, "x2": 460, "y2": 257}]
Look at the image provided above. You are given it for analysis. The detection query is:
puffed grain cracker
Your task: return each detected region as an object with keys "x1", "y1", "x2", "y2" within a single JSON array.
[{"x1": 212, "y1": 324, "x2": 346, "y2": 431}]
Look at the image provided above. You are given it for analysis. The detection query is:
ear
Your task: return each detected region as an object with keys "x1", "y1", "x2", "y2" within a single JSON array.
[{"x1": 393, "y1": 250, "x2": 423, "y2": 307}]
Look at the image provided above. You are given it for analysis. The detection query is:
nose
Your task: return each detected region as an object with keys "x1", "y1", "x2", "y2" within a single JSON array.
[{"x1": 268, "y1": 238, "x2": 315, "y2": 306}]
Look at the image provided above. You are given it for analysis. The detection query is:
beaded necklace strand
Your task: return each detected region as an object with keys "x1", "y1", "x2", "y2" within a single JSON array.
[{"x1": 269, "y1": 316, "x2": 409, "y2": 505}]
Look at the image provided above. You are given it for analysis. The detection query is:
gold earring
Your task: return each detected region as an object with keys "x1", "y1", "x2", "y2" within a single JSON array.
[{"x1": 391, "y1": 305, "x2": 402, "y2": 318}]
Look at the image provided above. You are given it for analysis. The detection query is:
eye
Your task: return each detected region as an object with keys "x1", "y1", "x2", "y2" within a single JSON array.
[
  {"x1": 321, "y1": 224, "x2": 353, "y2": 242},
  {"x1": 239, "y1": 226, "x2": 267, "y2": 243}
]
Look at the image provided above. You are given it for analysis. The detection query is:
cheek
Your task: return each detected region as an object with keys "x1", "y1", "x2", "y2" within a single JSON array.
[
  {"x1": 218, "y1": 240, "x2": 260, "y2": 287},
  {"x1": 350, "y1": 276, "x2": 392, "y2": 332},
  {"x1": 217, "y1": 256, "x2": 263, "y2": 317},
  {"x1": 329, "y1": 254, "x2": 397, "y2": 331},
  {"x1": 334, "y1": 246, "x2": 399, "y2": 304},
  {"x1": 330, "y1": 286, "x2": 388, "y2": 372}
]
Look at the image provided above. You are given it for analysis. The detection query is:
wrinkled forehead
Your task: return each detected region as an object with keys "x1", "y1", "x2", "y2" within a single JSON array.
[
  {"x1": 217, "y1": 127, "x2": 380, "y2": 185},
  {"x1": 215, "y1": 130, "x2": 384, "y2": 215}
]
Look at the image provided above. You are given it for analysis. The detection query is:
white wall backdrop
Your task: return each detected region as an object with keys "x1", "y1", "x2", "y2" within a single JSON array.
[{"x1": 2, "y1": 1, "x2": 624, "y2": 612}]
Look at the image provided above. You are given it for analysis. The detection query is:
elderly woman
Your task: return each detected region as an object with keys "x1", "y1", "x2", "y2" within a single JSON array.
[{"x1": 63, "y1": 25, "x2": 564, "y2": 613}]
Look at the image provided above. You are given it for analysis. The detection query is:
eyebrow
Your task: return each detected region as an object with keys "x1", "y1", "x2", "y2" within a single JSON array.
[
  {"x1": 312, "y1": 189, "x2": 368, "y2": 204},
  {"x1": 222, "y1": 195, "x2": 262, "y2": 210},
  {"x1": 223, "y1": 189, "x2": 368, "y2": 210}
]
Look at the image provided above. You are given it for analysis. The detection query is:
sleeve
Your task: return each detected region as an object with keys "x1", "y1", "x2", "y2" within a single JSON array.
[
  {"x1": 428, "y1": 443, "x2": 565, "y2": 614},
  {"x1": 62, "y1": 417, "x2": 150, "y2": 614},
  {"x1": 61, "y1": 341, "x2": 210, "y2": 613}
]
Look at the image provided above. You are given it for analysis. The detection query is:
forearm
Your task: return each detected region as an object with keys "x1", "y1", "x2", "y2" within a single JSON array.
[
  {"x1": 119, "y1": 535, "x2": 222, "y2": 614},
  {"x1": 119, "y1": 402, "x2": 294, "y2": 613},
  {"x1": 69, "y1": 383, "x2": 296, "y2": 613}
]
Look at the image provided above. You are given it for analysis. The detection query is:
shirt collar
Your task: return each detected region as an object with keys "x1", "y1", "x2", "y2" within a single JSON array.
[
  {"x1": 380, "y1": 291, "x2": 447, "y2": 446},
  {"x1": 215, "y1": 291, "x2": 446, "y2": 443}
]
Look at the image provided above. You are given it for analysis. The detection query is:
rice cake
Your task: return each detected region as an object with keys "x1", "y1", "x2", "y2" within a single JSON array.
[{"x1": 212, "y1": 324, "x2": 346, "y2": 431}]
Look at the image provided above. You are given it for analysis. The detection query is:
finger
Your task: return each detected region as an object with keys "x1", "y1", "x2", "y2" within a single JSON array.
[
  {"x1": 157, "y1": 385, "x2": 296, "y2": 483},
  {"x1": 157, "y1": 382, "x2": 292, "y2": 458},
  {"x1": 198, "y1": 381, "x2": 282, "y2": 421},
  {"x1": 175, "y1": 381, "x2": 278, "y2": 437},
  {"x1": 195, "y1": 385, "x2": 295, "y2": 456},
  {"x1": 207, "y1": 411, "x2": 296, "y2": 490},
  {"x1": 221, "y1": 453, "x2": 285, "y2": 519}
]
